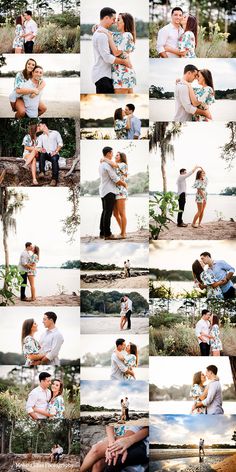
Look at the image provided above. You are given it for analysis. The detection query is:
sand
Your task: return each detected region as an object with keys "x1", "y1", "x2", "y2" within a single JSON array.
[
  {"x1": 81, "y1": 230, "x2": 149, "y2": 243},
  {"x1": 80, "y1": 275, "x2": 149, "y2": 289},
  {"x1": 158, "y1": 220, "x2": 236, "y2": 240},
  {"x1": 80, "y1": 317, "x2": 149, "y2": 334},
  {"x1": 0, "y1": 97, "x2": 79, "y2": 118},
  {"x1": 13, "y1": 294, "x2": 80, "y2": 306},
  {"x1": 212, "y1": 453, "x2": 236, "y2": 472},
  {"x1": 24, "y1": 466, "x2": 79, "y2": 472}
]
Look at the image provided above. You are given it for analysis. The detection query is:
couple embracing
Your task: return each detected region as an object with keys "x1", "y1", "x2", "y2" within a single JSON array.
[
  {"x1": 111, "y1": 338, "x2": 138, "y2": 381},
  {"x1": 26, "y1": 372, "x2": 65, "y2": 420},
  {"x1": 157, "y1": 7, "x2": 197, "y2": 58},
  {"x1": 13, "y1": 10, "x2": 37, "y2": 54},
  {"x1": 177, "y1": 165, "x2": 208, "y2": 229},
  {"x1": 190, "y1": 365, "x2": 223, "y2": 415},
  {"x1": 19, "y1": 242, "x2": 39, "y2": 302}
]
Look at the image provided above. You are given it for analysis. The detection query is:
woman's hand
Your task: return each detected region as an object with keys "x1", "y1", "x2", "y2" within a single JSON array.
[{"x1": 108, "y1": 436, "x2": 133, "y2": 455}]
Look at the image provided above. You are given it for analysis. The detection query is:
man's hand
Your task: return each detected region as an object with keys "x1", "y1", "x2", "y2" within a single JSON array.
[
  {"x1": 159, "y1": 52, "x2": 168, "y2": 58},
  {"x1": 123, "y1": 58, "x2": 132, "y2": 69},
  {"x1": 108, "y1": 436, "x2": 133, "y2": 455}
]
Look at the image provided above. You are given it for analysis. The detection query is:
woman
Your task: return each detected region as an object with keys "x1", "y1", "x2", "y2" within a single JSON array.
[
  {"x1": 116, "y1": 342, "x2": 138, "y2": 380},
  {"x1": 99, "y1": 13, "x2": 136, "y2": 94},
  {"x1": 12, "y1": 15, "x2": 25, "y2": 54},
  {"x1": 184, "y1": 69, "x2": 215, "y2": 121},
  {"x1": 22, "y1": 123, "x2": 39, "y2": 185},
  {"x1": 21, "y1": 318, "x2": 45, "y2": 366},
  {"x1": 120, "y1": 297, "x2": 127, "y2": 330},
  {"x1": 164, "y1": 14, "x2": 197, "y2": 58},
  {"x1": 192, "y1": 169, "x2": 208, "y2": 228},
  {"x1": 114, "y1": 108, "x2": 131, "y2": 139},
  {"x1": 192, "y1": 259, "x2": 225, "y2": 299},
  {"x1": 190, "y1": 371, "x2": 208, "y2": 415},
  {"x1": 9, "y1": 58, "x2": 47, "y2": 118},
  {"x1": 120, "y1": 399, "x2": 126, "y2": 422},
  {"x1": 210, "y1": 314, "x2": 222, "y2": 356},
  {"x1": 33, "y1": 379, "x2": 65, "y2": 419},
  {"x1": 27, "y1": 245, "x2": 40, "y2": 301},
  {"x1": 80, "y1": 425, "x2": 148, "y2": 472}
]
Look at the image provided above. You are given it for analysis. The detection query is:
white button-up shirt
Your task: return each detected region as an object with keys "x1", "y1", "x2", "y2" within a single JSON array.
[
  {"x1": 195, "y1": 319, "x2": 210, "y2": 344},
  {"x1": 26, "y1": 385, "x2": 51, "y2": 419},
  {"x1": 92, "y1": 26, "x2": 115, "y2": 84},
  {"x1": 99, "y1": 162, "x2": 120, "y2": 198},
  {"x1": 24, "y1": 18, "x2": 38, "y2": 42},
  {"x1": 111, "y1": 352, "x2": 128, "y2": 380},
  {"x1": 128, "y1": 116, "x2": 141, "y2": 139},
  {"x1": 157, "y1": 23, "x2": 183, "y2": 57},
  {"x1": 36, "y1": 130, "x2": 63, "y2": 154},
  {"x1": 174, "y1": 82, "x2": 197, "y2": 122},
  {"x1": 40, "y1": 327, "x2": 64, "y2": 365},
  {"x1": 18, "y1": 249, "x2": 30, "y2": 272},
  {"x1": 126, "y1": 297, "x2": 133, "y2": 311},
  {"x1": 176, "y1": 170, "x2": 195, "y2": 195}
]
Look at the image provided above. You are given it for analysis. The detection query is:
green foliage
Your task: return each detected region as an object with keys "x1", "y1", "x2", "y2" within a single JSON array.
[
  {"x1": 62, "y1": 186, "x2": 80, "y2": 243},
  {"x1": 81, "y1": 20, "x2": 148, "y2": 38},
  {"x1": 81, "y1": 172, "x2": 148, "y2": 196},
  {"x1": 220, "y1": 187, "x2": 236, "y2": 195},
  {"x1": 149, "y1": 192, "x2": 179, "y2": 239},
  {"x1": 48, "y1": 11, "x2": 80, "y2": 28},
  {"x1": 80, "y1": 290, "x2": 149, "y2": 314},
  {"x1": 196, "y1": 23, "x2": 231, "y2": 58},
  {"x1": 34, "y1": 24, "x2": 80, "y2": 53},
  {"x1": 150, "y1": 324, "x2": 200, "y2": 356},
  {"x1": 0, "y1": 266, "x2": 24, "y2": 306},
  {"x1": 61, "y1": 260, "x2": 80, "y2": 269}
]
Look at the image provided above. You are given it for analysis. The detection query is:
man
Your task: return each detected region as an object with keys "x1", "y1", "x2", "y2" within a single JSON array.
[
  {"x1": 18, "y1": 242, "x2": 33, "y2": 301},
  {"x1": 126, "y1": 260, "x2": 131, "y2": 277},
  {"x1": 36, "y1": 122, "x2": 63, "y2": 187},
  {"x1": 125, "y1": 104, "x2": 141, "y2": 139},
  {"x1": 195, "y1": 309, "x2": 211, "y2": 356},
  {"x1": 99, "y1": 146, "x2": 127, "y2": 240},
  {"x1": 199, "y1": 438, "x2": 205, "y2": 456},
  {"x1": 23, "y1": 10, "x2": 38, "y2": 53},
  {"x1": 26, "y1": 372, "x2": 52, "y2": 420},
  {"x1": 111, "y1": 339, "x2": 135, "y2": 380},
  {"x1": 124, "y1": 295, "x2": 133, "y2": 330},
  {"x1": 157, "y1": 7, "x2": 184, "y2": 58},
  {"x1": 200, "y1": 252, "x2": 235, "y2": 299},
  {"x1": 39, "y1": 312, "x2": 64, "y2": 365},
  {"x1": 194, "y1": 365, "x2": 224, "y2": 414},
  {"x1": 92, "y1": 7, "x2": 131, "y2": 93},
  {"x1": 174, "y1": 65, "x2": 212, "y2": 121},
  {"x1": 22, "y1": 66, "x2": 45, "y2": 118},
  {"x1": 176, "y1": 165, "x2": 201, "y2": 227},
  {"x1": 124, "y1": 397, "x2": 130, "y2": 421}
]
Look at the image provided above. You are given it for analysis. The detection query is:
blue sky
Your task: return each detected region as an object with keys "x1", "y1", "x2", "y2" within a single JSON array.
[
  {"x1": 81, "y1": 380, "x2": 149, "y2": 410},
  {"x1": 81, "y1": 242, "x2": 149, "y2": 267}
]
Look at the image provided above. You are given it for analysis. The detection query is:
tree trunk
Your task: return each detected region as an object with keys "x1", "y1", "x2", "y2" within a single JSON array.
[
  {"x1": 230, "y1": 357, "x2": 236, "y2": 392},
  {"x1": 8, "y1": 421, "x2": 14, "y2": 454},
  {"x1": 161, "y1": 153, "x2": 167, "y2": 192},
  {"x1": 1, "y1": 421, "x2": 5, "y2": 453},
  {"x1": 68, "y1": 423, "x2": 72, "y2": 455}
]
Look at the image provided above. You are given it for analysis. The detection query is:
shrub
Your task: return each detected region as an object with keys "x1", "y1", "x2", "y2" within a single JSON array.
[{"x1": 150, "y1": 324, "x2": 200, "y2": 356}]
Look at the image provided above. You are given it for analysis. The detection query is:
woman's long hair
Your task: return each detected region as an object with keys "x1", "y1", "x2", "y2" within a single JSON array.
[
  {"x1": 28, "y1": 124, "x2": 38, "y2": 142},
  {"x1": 185, "y1": 14, "x2": 198, "y2": 46},
  {"x1": 195, "y1": 170, "x2": 204, "y2": 181},
  {"x1": 16, "y1": 15, "x2": 23, "y2": 26},
  {"x1": 192, "y1": 259, "x2": 204, "y2": 283},
  {"x1": 21, "y1": 318, "x2": 34, "y2": 346},
  {"x1": 119, "y1": 13, "x2": 136, "y2": 42},
  {"x1": 34, "y1": 246, "x2": 40, "y2": 258},
  {"x1": 199, "y1": 69, "x2": 215, "y2": 93},
  {"x1": 22, "y1": 58, "x2": 37, "y2": 80},
  {"x1": 212, "y1": 315, "x2": 219, "y2": 326},
  {"x1": 129, "y1": 342, "x2": 138, "y2": 366},
  {"x1": 193, "y1": 371, "x2": 202, "y2": 385},
  {"x1": 114, "y1": 108, "x2": 123, "y2": 122},
  {"x1": 117, "y1": 152, "x2": 127, "y2": 164},
  {"x1": 51, "y1": 379, "x2": 64, "y2": 400}
]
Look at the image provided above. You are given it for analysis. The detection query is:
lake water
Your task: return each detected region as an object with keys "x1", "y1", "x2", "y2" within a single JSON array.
[
  {"x1": 81, "y1": 39, "x2": 149, "y2": 93},
  {"x1": 150, "y1": 452, "x2": 234, "y2": 472},
  {"x1": 81, "y1": 366, "x2": 148, "y2": 381},
  {"x1": 150, "y1": 99, "x2": 236, "y2": 121},
  {"x1": 151, "y1": 280, "x2": 197, "y2": 297},
  {"x1": 81, "y1": 127, "x2": 149, "y2": 140},
  {"x1": 80, "y1": 196, "x2": 148, "y2": 236},
  {"x1": 150, "y1": 400, "x2": 235, "y2": 415},
  {"x1": 80, "y1": 410, "x2": 146, "y2": 417}
]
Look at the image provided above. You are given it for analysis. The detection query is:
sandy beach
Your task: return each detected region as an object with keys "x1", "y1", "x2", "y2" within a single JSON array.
[
  {"x1": 12, "y1": 294, "x2": 80, "y2": 306},
  {"x1": 150, "y1": 450, "x2": 236, "y2": 461},
  {"x1": 0, "y1": 96, "x2": 80, "y2": 118},
  {"x1": 80, "y1": 317, "x2": 149, "y2": 334},
  {"x1": 157, "y1": 220, "x2": 236, "y2": 240},
  {"x1": 22, "y1": 467, "x2": 79, "y2": 472},
  {"x1": 81, "y1": 230, "x2": 149, "y2": 243},
  {"x1": 212, "y1": 453, "x2": 236, "y2": 471},
  {"x1": 80, "y1": 275, "x2": 149, "y2": 289}
]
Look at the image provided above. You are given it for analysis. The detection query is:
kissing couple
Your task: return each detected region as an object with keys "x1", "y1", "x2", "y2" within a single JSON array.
[
  {"x1": 19, "y1": 241, "x2": 40, "y2": 302},
  {"x1": 190, "y1": 365, "x2": 224, "y2": 415},
  {"x1": 26, "y1": 372, "x2": 65, "y2": 420},
  {"x1": 111, "y1": 338, "x2": 138, "y2": 380}
]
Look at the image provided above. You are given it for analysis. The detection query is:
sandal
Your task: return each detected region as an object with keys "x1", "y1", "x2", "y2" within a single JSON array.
[{"x1": 32, "y1": 180, "x2": 39, "y2": 186}]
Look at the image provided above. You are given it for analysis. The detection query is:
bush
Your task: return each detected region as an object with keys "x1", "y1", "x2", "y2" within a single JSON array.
[{"x1": 149, "y1": 324, "x2": 200, "y2": 356}]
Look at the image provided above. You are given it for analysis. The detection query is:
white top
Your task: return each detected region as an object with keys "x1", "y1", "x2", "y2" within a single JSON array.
[
  {"x1": 195, "y1": 319, "x2": 210, "y2": 344},
  {"x1": 39, "y1": 327, "x2": 64, "y2": 365},
  {"x1": 22, "y1": 80, "x2": 41, "y2": 118},
  {"x1": 176, "y1": 169, "x2": 195, "y2": 195},
  {"x1": 157, "y1": 23, "x2": 183, "y2": 57},
  {"x1": 24, "y1": 18, "x2": 38, "y2": 42},
  {"x1": 126, "y1": 261, "x2": 131, "y2": 268},
  {"x1": 92, "y1": 26, "x2": 115, "y2": 84},
  {"x1": 202, "y1": 380, "x2": 224, "y2": 414},
  {"x1": 18, "y1": 249, "x2": 30, "y2": 271},
  {"x1": 56, "y1": 446, "x2": 63, "y2": 454},
  {"x1": 111, "y1": 352, "x2": 128, "y2": 380},
  {"x1": 124, "y1": 399, "x2": 129, "y2": 408},
  {"x1": 127, "y1": 116, "x2": 141, "y2": 139},
  {"x1": 126, "y1": 297, "x2": 133, "y2": 311},
  {"x1": 174, "y1": 82, "x2": 197, "y2": 122},
  {"x1": 36, "y1": 130, "x2": 63, "y2": 154},
  {"x1": 99, "y1": 162, "x2": 120, "y2": 198},
  {"x1": 26, "y1": 385, "x2": 51, "y2": 419}
]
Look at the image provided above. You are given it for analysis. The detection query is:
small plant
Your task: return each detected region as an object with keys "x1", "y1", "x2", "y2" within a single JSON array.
[
  {"x1": 57, "y1": 284, "x2": 68, "y2": 295},
  {"x1": 135, "y1": 214, "x2": 148, "y2": 231},
  {"x1": 0, "y1": 266, "x2": 24, "y2": 306},
  {"x1": 149, "y1": 191, "x2": 179, "y2": 239}
]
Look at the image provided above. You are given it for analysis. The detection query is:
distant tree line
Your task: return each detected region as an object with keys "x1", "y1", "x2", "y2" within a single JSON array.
[
  {"x1": 149, "y1": 85, "x2": 236, "y2": 100},
  {"x1": 81, "y1": 290, "x2": 149, "y2": 314},
  {"x1": 81, "y1": 172, "x2": 149, "y2": 196},
  {"x1": 0, "y1": 70, "x2": 80, "y2": 77},
  {"x1": 221, "y1": 187, "x2": 236, "y2": 195},
  {"x1": 81, "y1": 262, "x2": 147, "y2": 271},
  {"x1": 81, "y1": 20, "x2": 148, "y2": 38},
  {"x1": 81, "y1": 118, "x2": 149, "y2": 128},
  {"x1": 61, "y1": 260, "x2": 80, "y2": 269}
]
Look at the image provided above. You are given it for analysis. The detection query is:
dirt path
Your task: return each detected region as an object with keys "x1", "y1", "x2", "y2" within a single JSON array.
[
  {"x1": 157, "y1": 220, "x2": 236, "y2": 240},
  {"x1": 13, "y1": 294, "x2": 80, "y2": 306},
  {"x1": 81, "y1": 230, "x2": 149, "y2": 243}
]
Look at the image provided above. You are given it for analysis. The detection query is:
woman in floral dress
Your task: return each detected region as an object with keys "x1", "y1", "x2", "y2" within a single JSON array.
[
  {"x1": 22, "y1": 123, "x2": 39, "y2": 185},
  {"x1": 192, "y1": 169, "x2": 208, "y2": 228},
  {"x1": 120, "y1": 297, "x2": 128, "y2": 330},
  {"x1": 27, "y1": 245, "x2": 40, "y2": 301},
  {"x1": 184, "y1": 69, "x2": 215, "y2": 121},
  {"x1": 190, "y1": 371, "x2": 208, "y2": 414},
  {"x1": 210, "y1": 315, "x2": 222, "y2": 356},
  {"x1": 192, "y1": 259, "x2": 225, "y2": 299},
  {"x1": 13, "y1": 15, "x2": 25, "y2": 54},
  {"x1": 114, "y1": 107, "x2": 131, "y2": 139},
  {"x1": 21, "y1": 318, "x2": 45, "y2": 366},
  {"x1": 33, "y1": 380, "x2": 65, "y2": 419},
  {"x1": 115, "y1": 342, "x2": 138, "y2": 380}
]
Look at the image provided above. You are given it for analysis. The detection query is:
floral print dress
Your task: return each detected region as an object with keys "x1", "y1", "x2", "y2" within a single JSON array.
[
  {"x1": 22, "y1": 134, "x2": 37, "y2": 160},
  {"x1": 200, "y1": 268, "x2": 223, "y2": 299},
  {"x1": 178, "y1": 31, "x2": 196, "y2": 58},
  {"x1": 193, "y1": 177, "x2": 208, "y2": 203},
  {"x1": 192, "y1": 86, "x2": 215, "y2": 122},
  {"x1": 13, "y1": 24, "x2": 24, "y2": 49},
  {"x1": 27, "y1": 254, "x2": 39, "y2": 276},
  {"x1": 48, "y1": 395, "x2": 65, "y2": 419},
  {"x1": 111, "y1": 32, "x2": 136, "y2": 89},
  {"x1": 210, "y1": 324, "x2": 222, "y2": 351},
  {"x1": 115, "y1": 163, "x2": 128, "y2": 200},
  {"x1": 190, "y1": 384, "x2": 206, "y2": 415},
  {"x1": 124, "y1": 353, "x2": 136, "y2": 380},
  {"x1": 114, "y1": 117, "x2": 128, "y2": 139},
  {"x1": 23, "y1": 335, "x2": 41, "y2": 366}
]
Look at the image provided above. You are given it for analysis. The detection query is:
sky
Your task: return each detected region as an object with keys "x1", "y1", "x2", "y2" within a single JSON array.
[
  {"x1": 81, "y1": 242, "x2": 149, "y2": 267},
  {"x1": 0, "y1": 307, "x2": 80, "y2": 359},
  {"x1": 1, "y1": 54, "x2": 80, "y2": 73},
  {"x1": 149, "y1": 58, "x2": 236, "y2": 91},
  {"x1": 0, "y1": 187, "x2": 80, "y2": 267},
  {"x1": 149, "y1": 122, "x2": 236, "y2": 193},
  {"x1": 150, "y1": 240, "x2": 236, "y2": 271},
  {"x1": 81, "y1": 0, "x2": 149, "y2": 23},
  {"x1": 81, "y1": 334, "x2": 149, "y2": 356},
  {"x1": 81, "y1": 94, "x2": 149, "y2": 120},
  {"x1": 81, "y1": 141, "x2": 148, "y2": 181},
  {"x1": 150, "y1": 415, "x2": 236, "y2": 445},
  {"x1": 150, "y1": 298, "x2": 219, "y2": 315},
  {"x1": 150, "y1": 356, "x2": 233, "y2": 388},
  {"x1": 81, "y1": 380, "x2": 149, "y2": 410}
]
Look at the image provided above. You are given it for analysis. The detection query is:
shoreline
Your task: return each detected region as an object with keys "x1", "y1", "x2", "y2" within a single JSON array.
[
  {"x1": 156, "y1": 220, "x2": 236, "y2": 240},
  {"x1": 80, "y1": 274, "x2": 149, "y2": 289},
  {"x1": 12, "y1": 294, "x2": 80, "y2": 306},
  {"x1": 0, "y1": 96, "x2": 80, "y2": 118},
  {"x1": 81, "y1": 230, "x2": 149, "y2": 243}
]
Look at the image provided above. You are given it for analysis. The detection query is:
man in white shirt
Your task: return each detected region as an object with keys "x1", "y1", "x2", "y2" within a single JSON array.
[
  {"x1": 124, "y1": 295, "x2": 133, "y2": 330},
  {"x1": 125, "y1": 104, "x2": 141, "y2": 139},
  {"x1": 54, "y1": 444, "x2": 63, "y2": 463},
  {"x1": 111, "y1": 339, "x2": 135, "y2": 380},
  {"x1": 124, "y1": 396, "x2": 130, "y2": 420},
  {"x1": 26, "y1": 372, "x2": 52, "y2": 420},
  {"x1": 174, "y1": 65, "x2": 212, "y2": 122},
  {"x1": 195, "y1": 309, "x2": 211, "y2": 356},
  {"x1": 23, "y1": 10, "x2": 38, "y2": 53},
  {"x1": 199, "y1": 438, "x2": 205, "y2": 456},
  {"x1": 39, "y1": 312, "x2": 64, "y2": 365},
  {"x1": 36, "y1": 123, "x2": 63, "y2": 187},
  {"x1": 176, "y1": 165, "x2": 201, "y2": 227},
  {"x1": 92, "y1": 7, "x2": 131, "y2": 93},
  {"x1": 157, "y1": 7, "x2": 184, "y2": 58},
  {"x1": 18, "y1": 241, "x2": 33, "y2": 301},
  {"x1": 194, "y1": 365, "x2": 224, "y2": 415}
]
